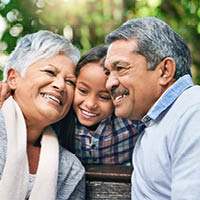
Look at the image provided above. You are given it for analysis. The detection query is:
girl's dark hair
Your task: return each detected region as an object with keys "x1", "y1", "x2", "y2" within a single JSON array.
[
  {"x1": 52, "y1": 107, "x2": 76, "y2": 153},
  {"x1": 53, "y1": 45, "x2": 108, "y2": 153},
  {"x1": 75, "y1": 45, "x2": 108, "y2": 77}
]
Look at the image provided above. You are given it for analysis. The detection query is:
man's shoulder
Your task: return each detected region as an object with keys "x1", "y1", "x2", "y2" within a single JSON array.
[
  {"x1": 163, "y1": 85, "x2": 200, "y2": 121},
  {"x1": 177, "y1": 85, "x2": 200, "y2": 105}
]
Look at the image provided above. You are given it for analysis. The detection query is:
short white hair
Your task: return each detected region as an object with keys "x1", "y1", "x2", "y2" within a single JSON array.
[{"x1": 3, "y1": 30, "x2": 80, "y2": 81}]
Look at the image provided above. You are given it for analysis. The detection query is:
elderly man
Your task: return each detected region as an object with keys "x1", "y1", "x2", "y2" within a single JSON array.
[{"x1": 104, "y1": 17, "x2": 200, "y2": 199}]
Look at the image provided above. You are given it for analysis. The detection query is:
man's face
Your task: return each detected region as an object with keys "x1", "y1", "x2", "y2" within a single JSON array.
[{"x1": 104, "y1": 39, "x2": 162, "y2": 120}]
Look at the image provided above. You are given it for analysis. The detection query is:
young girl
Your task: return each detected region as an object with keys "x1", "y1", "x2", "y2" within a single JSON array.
[{"x1": 58, "y1": 45, "x2": 138, "y2": 165}]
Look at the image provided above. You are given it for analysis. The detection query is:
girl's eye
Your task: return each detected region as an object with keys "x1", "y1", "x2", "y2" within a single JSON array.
[
  {"x1": 100, "y1": 95, "x2": 111, "y2": 100},
  {"x1": 44, "y1": 70, "x2": 55, "y2": 76},
  {"x1": 78, "y1": 88, "x2": 88, "y2": 94},
  {"x1": 66, "y1": 80, "x2": 76, "y2": 87}
]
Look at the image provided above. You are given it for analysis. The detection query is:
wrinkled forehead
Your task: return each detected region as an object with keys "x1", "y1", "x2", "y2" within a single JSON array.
[{"x1": 105, "y1": 39, "x2": 138, "y2": 69}]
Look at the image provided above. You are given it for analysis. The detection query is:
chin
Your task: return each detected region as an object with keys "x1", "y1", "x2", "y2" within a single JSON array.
[
  {"x1": 114, "y1": 109, "x2": 126, "y2": 118},
  {"x1": 115, "y1": 107, "x2": 134, "y2": 119},
  {"x1": 82, "y1": 120, "x2": 96, "y2": 127}
]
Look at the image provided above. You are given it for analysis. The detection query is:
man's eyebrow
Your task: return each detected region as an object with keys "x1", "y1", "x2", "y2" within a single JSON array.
[
  {"x1": 103, "y1": 61, "x2": 123, "y2": 70},
  {"x1": 104, "y1": 61, "x2": 120, "y2": 70},
  {"x1": 112, "y1": 61, "x2": 120, "y2": 67},
  {"x1": 111, "y1": 61, "x2": 130, "y2": 67}
]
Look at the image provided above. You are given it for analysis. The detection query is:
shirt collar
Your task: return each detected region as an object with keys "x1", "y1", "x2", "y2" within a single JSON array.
[
  {"x1": 142, "y1": 74, "x2": 194, "y2": 123},
  {"x1": 75, "y1": 114, "x2": 113, "y2": 137}
]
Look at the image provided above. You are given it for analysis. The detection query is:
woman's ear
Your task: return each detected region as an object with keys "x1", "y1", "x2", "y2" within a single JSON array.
[
  {"x1": 158, "y1": 57, "x2": 176, "y2": 86},
  {"x1": 6, "y1": 68, "x2": 20, "y2": 90}
]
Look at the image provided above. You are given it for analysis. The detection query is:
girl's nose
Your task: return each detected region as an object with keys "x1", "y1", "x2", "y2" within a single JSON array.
[{"x1": 84, "y1": 95, "x2": 98, "y2": 110}]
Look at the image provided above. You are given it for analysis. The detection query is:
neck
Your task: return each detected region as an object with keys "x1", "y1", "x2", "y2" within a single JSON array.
[
  {"x1": 86, "y1": 123, "x2": 99, "y2": 131},
  {"x1": 25, "y1": 117, "x2": 49, "y2": 145},
  {"x1": 26, "y1": 125, "x2": 44, "y2": 145}
]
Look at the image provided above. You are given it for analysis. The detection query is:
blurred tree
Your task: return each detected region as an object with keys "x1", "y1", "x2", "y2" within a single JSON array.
[
  {"x1": 0, "y1": 0, "x2": 200, "y2": 83},
  {"x1": 0, "y1": 69, "x2": 2, "y2": 80}
]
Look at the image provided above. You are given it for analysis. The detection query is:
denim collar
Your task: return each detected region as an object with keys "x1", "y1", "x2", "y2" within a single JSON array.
[{"x1": 142, "y1": 74, "x2": 194, "y2": 123}]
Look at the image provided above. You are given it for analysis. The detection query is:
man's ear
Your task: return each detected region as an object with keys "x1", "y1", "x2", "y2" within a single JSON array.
[
  {"x1": 6, "y1": 68, "x2": 20, "y2": 90},
  {"x1": 158, "y1": 57, "x2": 176, "y2": 86}
]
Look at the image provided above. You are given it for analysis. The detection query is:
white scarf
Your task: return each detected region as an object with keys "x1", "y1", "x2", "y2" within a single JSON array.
[{"x1": 0, "y1": 96, "x2": 59, "y2": 200}]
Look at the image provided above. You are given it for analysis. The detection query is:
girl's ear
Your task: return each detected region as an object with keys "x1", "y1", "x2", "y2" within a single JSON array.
[{"x1": 6, "y1": 68, "x2": 20, "y2": 90}]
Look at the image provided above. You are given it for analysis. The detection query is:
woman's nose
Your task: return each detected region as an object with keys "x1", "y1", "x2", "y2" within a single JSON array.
[{"x1": 52, "y1": 77, "x2": 65, "y2": 92}]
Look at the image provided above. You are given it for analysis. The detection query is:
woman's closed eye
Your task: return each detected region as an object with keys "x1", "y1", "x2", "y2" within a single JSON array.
[
  {"x1": 65, "y1": 79, "x2": 76, "y2": 87},
  {"x1": 44, "y1": 69, "x2": 56, "y2": 76}
]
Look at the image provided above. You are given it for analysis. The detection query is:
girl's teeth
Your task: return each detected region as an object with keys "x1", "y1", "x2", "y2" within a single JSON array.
[{"x1": 82, "y1": 110, "x2": 97, "y2": 117}]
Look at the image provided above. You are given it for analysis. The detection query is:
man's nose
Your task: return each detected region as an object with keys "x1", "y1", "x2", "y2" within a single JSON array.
[{"x1": 106, "y1": 73, "x2": 120, "y2": 93}]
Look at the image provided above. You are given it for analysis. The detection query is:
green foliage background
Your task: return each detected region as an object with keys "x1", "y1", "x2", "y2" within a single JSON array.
[
  {"x1": 0, "y1": 70, "x2": 2, "y2": 80},
  {"x1": 0, "y1": 0, "x2": 200, "y2": 83}
]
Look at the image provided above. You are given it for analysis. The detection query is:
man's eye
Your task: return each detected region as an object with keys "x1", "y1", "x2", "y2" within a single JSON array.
[
  {"x1": 116, "y1": 66, "x2": 124, "y2": 71},
  {"x1": 104, "y1": 71, "x2": 110, "y2": 76}
]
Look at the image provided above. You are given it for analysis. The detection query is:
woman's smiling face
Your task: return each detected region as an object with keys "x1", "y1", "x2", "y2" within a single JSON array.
[{"x1": 7, "y1": 53, "x2": 76, "y2": 127}]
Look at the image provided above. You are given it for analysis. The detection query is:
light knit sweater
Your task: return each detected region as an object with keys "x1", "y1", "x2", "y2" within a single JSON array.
[{"x1": 0, "y1": 109, "x2": 85, "y2": 200}]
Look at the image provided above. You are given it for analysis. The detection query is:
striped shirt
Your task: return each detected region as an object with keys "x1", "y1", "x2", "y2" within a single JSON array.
[{"x1": 75, "y1": 114, "x2": 138, "y2": 165}]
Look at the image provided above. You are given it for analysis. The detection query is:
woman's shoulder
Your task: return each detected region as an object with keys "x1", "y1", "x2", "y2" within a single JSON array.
[
  {"x1": 0, "y1": 110, "x2": 7, "y2": 179},
  {"x1": 58, "y1": 145, "x2": 85, "y2": 173},
  {"x1": 57, "y1": 146, "x2": 85, "y2": 199},
  {"x1": 57, "y1": 145, "x2": 85, "y2": 193}
]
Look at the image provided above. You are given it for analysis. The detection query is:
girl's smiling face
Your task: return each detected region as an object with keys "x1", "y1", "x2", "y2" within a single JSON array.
[{"x1": 73, "y1": 62, "x2": 113, "y2": 127}]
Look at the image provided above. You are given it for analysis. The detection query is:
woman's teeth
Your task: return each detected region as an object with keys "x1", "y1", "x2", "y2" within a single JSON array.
[{"x1": 41, "y1": 94, "x2": 61, "y2": 105}]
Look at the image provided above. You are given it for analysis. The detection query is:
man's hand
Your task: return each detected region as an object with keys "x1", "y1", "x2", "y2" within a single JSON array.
[{"x1": 0, "y1": 82, "x2": 11, "y2": 107}]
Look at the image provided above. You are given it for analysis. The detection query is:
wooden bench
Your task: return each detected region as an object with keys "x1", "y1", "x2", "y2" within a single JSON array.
[{"x1": 85, "y1": 165, "x2": 133, "y2": 200}]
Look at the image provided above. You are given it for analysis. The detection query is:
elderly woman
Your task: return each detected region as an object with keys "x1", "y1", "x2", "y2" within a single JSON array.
[{"x1": 0, "y1": 30, "x2": 85, "y2": 200}]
